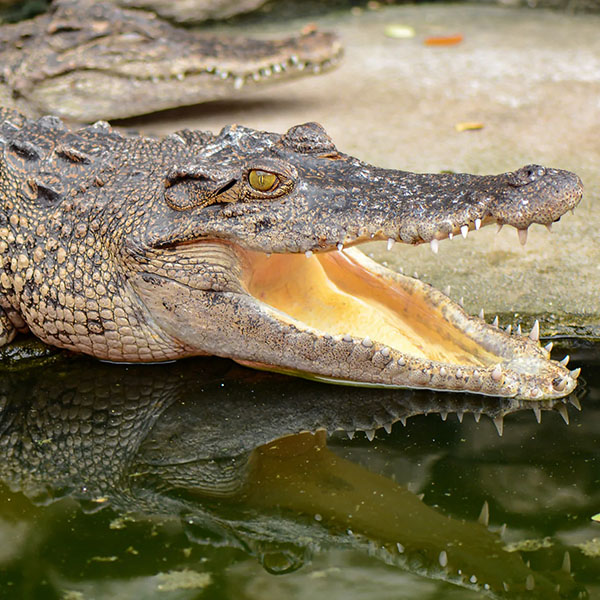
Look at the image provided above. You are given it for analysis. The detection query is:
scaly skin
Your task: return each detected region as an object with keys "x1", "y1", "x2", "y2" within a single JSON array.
[
  {"x1": 0, "y1": 109, "x2": 583, "y2": 399},
  {"x1": 0, "y1": 0, "x2": 341, "y2": 122}
]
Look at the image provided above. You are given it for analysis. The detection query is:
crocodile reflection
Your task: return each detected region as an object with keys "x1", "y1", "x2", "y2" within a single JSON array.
[{"x1": 0, "y1": 357, "x2": 587, "y2": 598}]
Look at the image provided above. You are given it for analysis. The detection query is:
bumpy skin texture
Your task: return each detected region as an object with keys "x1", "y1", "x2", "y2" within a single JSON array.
[
  {"x1": 0, "y1": 109, "x2": 583, "y2": 398},
  {"x1": 0, "y1": 0, "x2": 341, "y2": 122}
]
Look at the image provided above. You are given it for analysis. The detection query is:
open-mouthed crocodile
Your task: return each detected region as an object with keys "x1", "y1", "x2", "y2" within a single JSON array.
[
  {"x1": 0, "y1": 109, "x2": 583, "y2": 399},
  {"x1": 0, "y1": 0, "x2": 341, "y2": 122}
]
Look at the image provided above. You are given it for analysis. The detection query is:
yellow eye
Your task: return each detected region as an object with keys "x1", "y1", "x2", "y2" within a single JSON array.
[{"x1": 249, "y1": 169, "x2": 278, "y2": 192}]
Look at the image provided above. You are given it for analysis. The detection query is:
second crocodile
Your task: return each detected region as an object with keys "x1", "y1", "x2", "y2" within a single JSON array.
[
  {"x1": 0, "y1": 0, "x2": 341, "y2": 122},
  {"x1": 0, "y1": 109, "x2": 584, "y2": 399}
]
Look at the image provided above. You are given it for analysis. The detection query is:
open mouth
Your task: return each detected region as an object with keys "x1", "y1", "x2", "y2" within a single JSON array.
[{"x1": 232, "y1": 243, "x2": 578, "y2": 400}]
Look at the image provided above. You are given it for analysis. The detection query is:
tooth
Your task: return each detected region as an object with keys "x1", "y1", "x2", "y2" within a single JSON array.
[
  {"x1": 440, "y1": 411, "x2": 448, "y2": 421},
  {"x1": 456, "y1": 410, "x2": 464, "y2": 423},
  {"x1": 387, "y1": 238, "x2": 395, "y2": 251},
  {"x1": 384, "y1": 423, "x2": 392, "y2": 434},
  {"x1": 544, "y1": 342, "x2": 553, "y2": 352},
  {"x1": 529, "y1": 320, "x2": 540, "y2": 341},
  {"x1": 569, "y1": 397, "x2": 581, "y2": 410},
  {"x1": 397, "y1": 357, "x2": 406, "y2": 366},
  {"x1": 459, "y1": 297, "x2": 464, "y2": 307},
  {"x1": 233, "y1": 76, "x2": 244, "y2": 90},
  {"x1": 380, "y1": 347, "x2": 390, "y2": 357},
  {"x1": 305, "y1": 250, "x2": 313, "y2": 258},
  {"x1": 492, "y1": 316, "x2": 499, "y2": 327},
  {"x1": 362, "y1": 336, "x2": 373, "y2": 347},
  {"x1": 545, "y1": 223, "x2": 553, "y2": 233},
  {"x1": 557, "y1": 404, "x2": 569, "y2": 425},
  {"x1": 562, "y1": 551, "x2": 571, "y2": 574},
  {"x1": 505, "y1": 324, "x2": 512, "y2": 334},
  {"x1": 396, "y1": 542, "x2": 405, "y2": 553},
  {"x1": 439, "y1": 366, "x2": 447, "y2": 377},
  {"x1": 526, "y1": 574, "x2": 535, "y2": 591},
  {"x1": 337, "y1": 243, "x2": 344, "y2": 251},
  {"x1": 439, "y1": 550, "x2": 448, "y2": 567},
  {"x1": 570, "y1": 367, "x2": 581, "y2": 379},
  {"x1": 554, "y1": 376, "x2": 568, "y2": 391},
  {"x1": 518, "y1": 228, "x2": 528, "y2": 245},
  {"x1": 493, "y1": 415, "x2": 504, "y2": 436},
  {"x1": 448, "y1": 232, "x2": 454, "y2": 240},
  {"x1": 478, "y1": 501, "x2": 489, "y2": 526},
  {"x1": 347, "y1": 430, "x2": 355, "y2": 440},
  {"x1": 430, "y1": 239, "x2": 439, "y2": 253},
  {"x1": 474, "y1": 412, "x2": 481, "y2": 423},
  {"x1": 461, "y1": 225, "x2": 469, "y2": 238},
  {"x1": 559, "y1": 355, "x2": 570, "y2": 367},
  {"x1": 479, "y1": 308, "x2": 485, "y2": 320},
  {"x1": 496, "y1": 223, "x2": 504, "y2": 233},
  {"x1": 290, "y1": 54, "x2": 299, "y2": 65},
  {"x1": 475, "y1": 218, "x2": 481, "y2": 230},
  {"x1": 516, "y1": 324, "x2": 522, "y2": 336},
  {"x1": 445, "y1": 285, "x2": 451, "y2": 296},
  {"x1": 365, "y1": 429, "x2": 375, "y2": 441},
  {"x1": 532, "y1": 406, "x2": 542, "y2": 423},
  {"x1": 272, "y1": 63, "x2": 282, "y2": 73},
  {"x1": 491, "y1": 364, "x2": 502, "y2": 382}
]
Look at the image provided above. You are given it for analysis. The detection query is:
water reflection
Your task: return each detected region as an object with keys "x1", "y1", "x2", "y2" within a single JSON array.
[{"x1": 0, "y1": 354, "x2": 596, "y2": 599}]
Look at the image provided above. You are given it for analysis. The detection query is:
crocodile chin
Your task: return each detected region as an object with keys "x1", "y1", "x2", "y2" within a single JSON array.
[{"x1": 231, "y1": 244, "x2": 577, "y2": 400}]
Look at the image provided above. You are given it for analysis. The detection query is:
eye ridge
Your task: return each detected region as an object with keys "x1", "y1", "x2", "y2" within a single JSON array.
[{"x1": 248, "y1": 169, "x2": 279, "y2": 192}]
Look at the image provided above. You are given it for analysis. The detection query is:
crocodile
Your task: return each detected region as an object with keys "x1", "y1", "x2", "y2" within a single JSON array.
[
  {"x1": 0, "y1": 358, "x2": 589, "y2": 598},
  {"x1": 0, "y1": 0, "x2": 341, "y2": 122},
  {"x1": 0, "y1": 109, "x2": 583, "y2": 399}
]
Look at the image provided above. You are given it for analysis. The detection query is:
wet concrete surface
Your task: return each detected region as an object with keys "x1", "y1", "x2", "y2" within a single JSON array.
[{"x1": 122, "y1": 3, "x2": 600, "y2": 339}]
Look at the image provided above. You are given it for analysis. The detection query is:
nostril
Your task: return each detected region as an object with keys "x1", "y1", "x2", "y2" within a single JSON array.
[{"x1": 509, "y1": 164, "x2": 546, "y2": 186}]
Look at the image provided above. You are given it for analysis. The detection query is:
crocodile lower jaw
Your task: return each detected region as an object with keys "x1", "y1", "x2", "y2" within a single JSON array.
[{"x1": 235, "y1": 245, "x2": 577, "y2": 400}]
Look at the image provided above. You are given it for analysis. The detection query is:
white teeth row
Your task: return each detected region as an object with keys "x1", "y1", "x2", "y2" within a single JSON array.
[{"x1": 151, "y1": 53, "x2": 341, "y2": 87}]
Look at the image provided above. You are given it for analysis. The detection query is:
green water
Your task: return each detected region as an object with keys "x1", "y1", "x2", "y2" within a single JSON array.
[{"x1": 0, "y1": 345, "x2": 597, "y2": 600}]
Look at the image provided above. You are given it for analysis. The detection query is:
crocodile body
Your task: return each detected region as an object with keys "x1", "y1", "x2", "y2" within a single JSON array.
[
  {"x1": 0, "y1": 358, "x2": 587, "y2": 598},
  {"x1": 0, "y1": 108, "x2": 583, "y2": 399},
  {"x1": 0, "y1": 0, "x2": 341, "y2": 122}
]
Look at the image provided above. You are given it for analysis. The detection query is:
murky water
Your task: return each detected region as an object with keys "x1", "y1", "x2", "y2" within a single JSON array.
[{"x1": 0, "y1": 343, "x2": 597, "y2": 600}]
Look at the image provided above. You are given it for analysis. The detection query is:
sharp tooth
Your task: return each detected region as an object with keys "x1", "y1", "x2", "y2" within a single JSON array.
[
  {"x1": 479, "y1": 308, "x2": 485, "y2": 320},
  {"x1": 233, "y1": 76, "x2": 244, "y2": 90},
  {"x1": 448, "y1": 232, "x2": 454, "y2": 240},
  {"x1": 569, "y1": 396, "x2": 581, "y2": 410},
  {"x1": 544, "y1": 341, "x2": 553, "y2": 352},
  {"x1": 570, "y1": 367, "x2": 581, "y2": 379},
  {"x1": 518, "y1": 228, "x2": 528, "y2": 245},
  {"x1": 492, "y1": 316, "x2": 499, "y2": 327},
  {"x1": 445, "y1": 285, "x2": 451, "y2": 296},
  {"x1": 439, "y1": 366, "x2": 447, "y2": 377},
  {"x1": 430, "y1": 239, "x2": 439, "y2": 253},
  {"x1": 505, "y1": 324, "x2": 512, "y2": 334},
  {"x1": 478, "y1": 501, "x2": 489, "y2": 526},
  {"x1": 496, "y1": 223, "x2": 503, "y2": 233},
  {"x1": 362, "y1": 336, "x2": 373, "y2": 347},
  {"x1": 516, "y1": 324, "x2": 522, "y2": 336},
  {"x1": 475, "y1": 218, "x2": 481, "y2": 230},
  {"x1": 493, "y1": 415, "x2": 504, "y2": 436},
  {"x1": 559, "y1": 355, "x2": 570, "y2": 367},
  {"x1": 305, "y1": 250, "x2": 313, "y2": 258},
  {"x1": 562, "y1": 551, "x2": 571, "y2": 574},
  {"x1": 290, "y1": 54, "x2": 299, "y2": 65},
  {"x1": 337, "y1": 243, "x2": 344, "y2": 251},
  {"x1": 526, "y1": 574, "x2": 535, "y2": 591},
  {"x1": 387, "y1": 238, "x2": 395, "y2": 251},
  {"x1": 557, "y1": 404, "x2": 570, "y2": 425},
  {"x1": 365, "y1": 429, "x2": 375, "y2": 441},
  {"x1": 384, "y1": 423, "x2": 392, "y2": 434},
  {"x1": 529, "y1": 320, "x2": 540, "y2": 341},
  {"x1": 176, "y1": 72, "x2": 185, "y2": 81},
  {"x1": 459, "y1": 297, "x2": 464, "y2": 307},
  {"x1": 272, "y1": 63, "x2": 282, "y2": 73},
  {"x1": 545, "y1": 223, "x2": 553, "y2": 233},
  {"x1": 532, "y1": 406, "x2": 542, "y2": 423},
  {"x1": 461, "y1": 225, "x2": 469, "y2": 238},
  {"x1": 554, "y1": 376, "x2": 568, "y2": 391}
]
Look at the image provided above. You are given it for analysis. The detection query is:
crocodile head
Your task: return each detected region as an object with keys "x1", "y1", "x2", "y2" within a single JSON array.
[
  {"x1": 125, "y1": 122, "x2": 583, "y2": 400},
  {"x1": 0, "y1": 0, "x2": 342, "y2": 121},
  {"x1": 0, "y1": 115, "x2": 583, "y2": 400}
]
